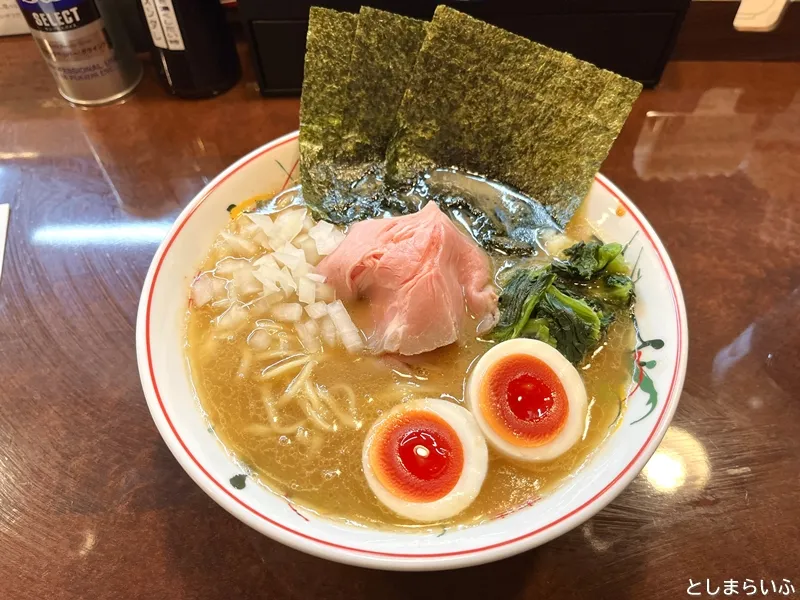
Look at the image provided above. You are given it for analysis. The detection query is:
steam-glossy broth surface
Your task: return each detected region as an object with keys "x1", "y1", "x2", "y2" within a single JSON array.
[{"x1": 186, "y1": 187, "x2": 634, "y2": 530}]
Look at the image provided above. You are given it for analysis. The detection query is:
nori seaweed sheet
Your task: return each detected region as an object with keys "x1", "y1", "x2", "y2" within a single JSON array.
[
  {"x1": 298, "y1": 7, "x2": 357, "y2": 206},
  {"x1": 340, "y1": 7, "x2": 426, "y2": 166},
  {"x1": 300, "y1": 7, "x2": 426, "y2": 222},
  {"x1": 386, "y1": 6, "x2": 642, "y2": 227}
]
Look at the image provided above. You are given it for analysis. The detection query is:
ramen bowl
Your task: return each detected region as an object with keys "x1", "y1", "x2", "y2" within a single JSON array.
[{"x1": 136, "y1": 131, "x2": 687, "y2": 571}]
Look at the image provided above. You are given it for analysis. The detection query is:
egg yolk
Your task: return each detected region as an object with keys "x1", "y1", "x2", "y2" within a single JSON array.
[
  {"x1": 480, "y1": 354, "x2": 568, "y2": 447},
  {"x1": 369, "y1": 411, "x2": 464, "y2": 503}
]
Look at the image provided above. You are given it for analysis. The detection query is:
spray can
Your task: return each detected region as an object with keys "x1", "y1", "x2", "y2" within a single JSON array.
[{"x1": 15, "y1": 0, "x2": 142, "y2": 105}]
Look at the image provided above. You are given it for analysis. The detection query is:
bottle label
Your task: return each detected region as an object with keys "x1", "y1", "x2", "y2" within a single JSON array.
[
  {"x1": 140, "y1": 0, "x2": 184, "y2": 51},
  {"x1": 15, "y1": 0, "x2": 100, "y2": 33}
]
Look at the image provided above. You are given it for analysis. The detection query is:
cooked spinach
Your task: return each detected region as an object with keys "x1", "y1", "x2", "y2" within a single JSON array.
[
  {"x1": 492, "y1": 268, "x2": 556, "y2": 341},
  {"x1": 536, "y1": 287, "x2": 603, "y2": 364},
  {"x1": 519, "y1": 317, "x2": 557, "y2": 348},
  {"x1": 490, "y1": 240, "x2": 634, "y2": 364},
  {"x1": 553, "y1": 240, "x2": 623, "y2": 280},
  {"x1": 597, "y1": 273, "x2": 635, "y2": 308}
]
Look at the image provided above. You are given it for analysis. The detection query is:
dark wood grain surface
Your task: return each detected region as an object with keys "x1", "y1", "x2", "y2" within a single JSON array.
[{"x1": 1, "y1": 37, "x2": 798, "y2": 600}]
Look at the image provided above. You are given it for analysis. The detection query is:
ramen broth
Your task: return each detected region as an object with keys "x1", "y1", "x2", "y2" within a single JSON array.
[{"x1": 185, "y1": 191, "x2": 635, "y2": 529}]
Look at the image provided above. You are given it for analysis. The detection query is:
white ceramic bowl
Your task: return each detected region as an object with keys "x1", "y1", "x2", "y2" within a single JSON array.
[{"x1": 136, "y1": 131, "x2": 688, "y2": 571}]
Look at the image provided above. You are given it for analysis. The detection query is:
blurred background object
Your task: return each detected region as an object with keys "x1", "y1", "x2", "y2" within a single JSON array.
[
  {"x1": 675, "y1": 0, "x2": 800, "y2": 60},
  {"x1": 734, "y1": 0, "x2": 790, "y2": 31},
  {"x1": 237, "y1": 0, "x2": 693, "y2": 94},
  {"x1": 0, "y1": 0, "x2": 26, "y2": 35},
  {"x1": 12, "y1": 0, "x2": 142, "y2": 105},
  {"x1": 633, "y1": 88, "x2": 759, "y2": 180},
  {"x1": 136, "y1": 0, "x2": 241, "y2": 98}
]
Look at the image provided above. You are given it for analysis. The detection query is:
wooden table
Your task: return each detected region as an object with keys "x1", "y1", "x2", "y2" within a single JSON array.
[{"x1": 1, "y1": 36, "x2": 798, "y2": 600}]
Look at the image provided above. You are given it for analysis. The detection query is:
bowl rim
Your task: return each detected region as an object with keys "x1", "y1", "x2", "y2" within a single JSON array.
[{"x1": 136, "y1": 130, "x2": 688, "y2": 570}]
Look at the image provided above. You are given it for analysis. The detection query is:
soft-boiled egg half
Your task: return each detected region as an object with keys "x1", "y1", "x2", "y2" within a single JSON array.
[
  {"x1": 362, "y1": 398, "x2": 488, "y2": 522},
  {"x1": 466, "y1": 339, "x2": 588, "y2": 462}
]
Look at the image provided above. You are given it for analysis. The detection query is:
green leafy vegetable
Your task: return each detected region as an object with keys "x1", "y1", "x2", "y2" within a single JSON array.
[
  {"x1": 492, "y1": 268, "x2": 556, "y2": 341},
  {"x1": 554, "y1": 240, "x2": 623, "y2": 280},
  {"x1": 491, "y1": 240, "x2": 635, "y2": 364},
  {"x1": 597, "y1": 273, "x2": 635, "y2": 307},
  {"x1": 536, "y1": 286, "x2": 603, "y2": 364},
  {"x1": 520, "y1": 318, "x2": 557, "y2": 347}
]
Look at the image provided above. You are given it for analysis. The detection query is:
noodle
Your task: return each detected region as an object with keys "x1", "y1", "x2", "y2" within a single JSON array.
[
  {"x1": 237, "y1": 349, "x2": 253, "y2": 378},
  {"x1": 282, "y1": 360, "x2": 317, "y2": 400},
  {"x1": 299, "y1": 394, "x2": 333, "y2": 431},
  {"x1": 255, "y1": 350, "x2": 296, "y2": 362},
  {"x1": 303, "y1": 381, "x2": 333, "y2": 420},
  {"x1": 261, "y1": 355, "x2": 311, "y2": 379},
  {"x1": 245, "y1": 421, "x2": 305, "y2": 436},
  {"x1": 318, "y1": 385, "x2": 362, "y2": 430},
  {"x1": 261, "y1": 386, "x2": 307, "y2": 434}
]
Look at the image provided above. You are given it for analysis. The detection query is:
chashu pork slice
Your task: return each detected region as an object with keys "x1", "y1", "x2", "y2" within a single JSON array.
[{"x1": 317, "y1": 202, "x2": 498, "y2": 355}]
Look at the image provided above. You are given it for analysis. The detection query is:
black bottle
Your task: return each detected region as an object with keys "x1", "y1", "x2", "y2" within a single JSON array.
[{"x1": 139, "y1": 0, "x2": 241, "y2": 98}]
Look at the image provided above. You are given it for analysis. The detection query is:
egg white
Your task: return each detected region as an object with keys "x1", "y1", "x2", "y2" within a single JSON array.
[
  {"x1": 362, "y1": 398, "x2": 488, "y2": 523},
  {"x1": 466, "y1": 339, "x2": 588, "y2": 462}
]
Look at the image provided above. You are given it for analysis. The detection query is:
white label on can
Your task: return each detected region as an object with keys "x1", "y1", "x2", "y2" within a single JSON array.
[
  {"x1": 32, "y1": 22, "x2": 119, "y2": 79},
  {"x1": 151, "y1": 0, "x2": 184, "y2": 51},
  {"x1": 140, "y1": 0, "x2": 167, "y2": 49}
]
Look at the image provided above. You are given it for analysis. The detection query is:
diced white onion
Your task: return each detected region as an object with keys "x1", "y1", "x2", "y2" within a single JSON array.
[
  {"x1": 269, "y1": 208, "x2": 306, "y2": 250},
  {"x1": 308, "y1": 220, "x2": 334, "y2": 237},
  {"x1": 233, "y1": 266, "x2": 263, "y2": 298},
  {"x1": 305, "y1": 272, "x2": 326, "y2": 283},
  {"x1": 298, "y1": 277, "x2": 316, "y2": 305},
  {"x1": 320, "y1": 316, "x2": 337, "y2": 347},
  {"x1": 271, "y1": 303, "x2": 303, "y2": 322},
  {"x1": 215, "y1": 257, "x2": 249, "y2": 277},
  {"x1": 246, "y1": 213, "x2": 274, "y2": 236},
  {"x1": 309, "y1": 221, "x2": 345, "y2": 256},
  {"x1": 253, "y1": 253, "x2": 278, "y2": 269},
  {"x1": 216, "y1": 302, "x2": 249, "y2": 330},
  {"x1": 327, "y1": 300, "x2": 364, "y2": 353},
  {"x1": 210, "y1": 276, "x2": 228, "y2": 300},
  {"x1": 295, "y1": 320, "x2": 322, "y2": 353},
  {"x1": 252, "y1": 229, "x2": 270, "y2": 249},
  {"x1": 247, "y1": 328, "x2": 272, "y2": 351},
  {"x1": 238, "y1": 220, "x2": 260, "y2": 239},
  {"x1": 272, "y1": 250, "x2": 303, "y2": 271},
  {"x1": 191, "y1": 273, "x2": 214, "y2": 307},
  {"x1": 297, "y1": 237, "x2": 321, "y2": 266},
  {"x1": 317, "y1": 229, "x2": 345, "y2": 256},
  {"x1": 252, "y1": 264, "x2": 281, "y2": 294},
  {"x1": 248, "y1": 292, "x2": 284, "y2": 317},
  {"x1": 221, "y1": 230, "x2": 258, "y2": 257},
  {"x1": 277, "y1": 266, "x2": 297, "y2": 297},
  {"x1": 302, "y1": 213, "x2": 316, "y2": 233},
  {"x1": 281, "y1": 242, "x2": 307, "y2": 265},
  {"x1": 290, "y1": 261, "x2": 310, "y2": 279},
  {"x1": 304, "y1": 302, "x2": 328, "y2": 320},
  {"x1": 315, "y1": 282, "x2": 336, "y2": 303},
  {"x1": 304, "y1": 318, "x2": 320, "y2": 337}
]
